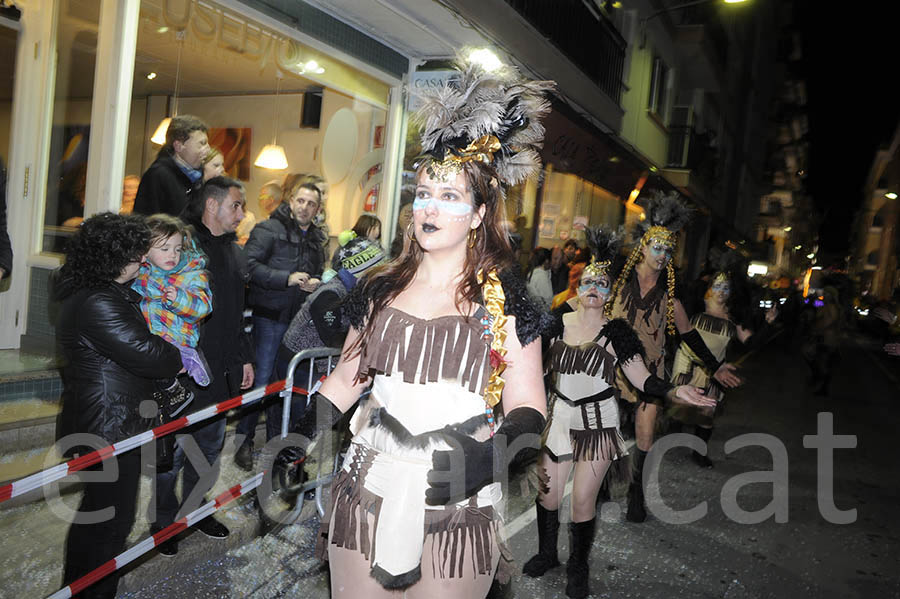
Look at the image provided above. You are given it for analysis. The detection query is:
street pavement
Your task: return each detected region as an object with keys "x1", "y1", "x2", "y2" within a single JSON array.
[{"x1": 3, "y1": 329, "x2": 899, "y2": 598}]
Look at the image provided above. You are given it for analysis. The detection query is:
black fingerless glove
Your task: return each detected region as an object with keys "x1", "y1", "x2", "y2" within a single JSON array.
[
  {"x1": 681, "y1": 329, "x2": 722, "y2": 375},
  {"x1": 425, "y1": 406, "x2": 546, "y2": 506},
  {"x1": 274, "y1": 391, "x2": 343, "y2": 492},
  {"x1": 642, "y1": 373, "x2": 675, "y2": 404}
]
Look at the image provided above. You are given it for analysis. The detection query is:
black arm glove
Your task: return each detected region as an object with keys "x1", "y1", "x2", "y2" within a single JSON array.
[
  {"x1": 681, "y1": 329, "x2": 722, "y2": 375},
  {"x1": 274, "y1": 391, "x2": 343, "y2": 492},
  {"x1": 425, "y1": 406, "x2": 546, "y2": 506},
  {"x1": 642, "y1": 373, "x2": 675, "y2": 406}
]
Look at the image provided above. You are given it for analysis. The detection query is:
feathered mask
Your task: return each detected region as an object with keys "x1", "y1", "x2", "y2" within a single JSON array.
[
  {"x1": 413, "y1": 52, "x2": 556, "y2": 187},
  {"x1": 583, "y1": 226, "x2": 622, "y2": 278},
  {"x1": 636, "y1": 191, "x2": 692, "y2": 247}
]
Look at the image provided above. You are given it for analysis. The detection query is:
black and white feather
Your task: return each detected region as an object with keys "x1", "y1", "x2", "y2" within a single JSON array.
[
  {"x1": 636, "y1": 191, "x2": 693, "y2": 237},
  {"x1": 412, "y1": 51, "x2": 556, "y2": 186},
  {"x1": 584, "y1": 226, "x2": 623, "y2": 265}
]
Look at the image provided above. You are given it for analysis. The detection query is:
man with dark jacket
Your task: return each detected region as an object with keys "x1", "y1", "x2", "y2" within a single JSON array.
[
  {"x1": 133, "y1": 115, "x2": 209, "y2": 217},
  {"x1": 234, "y1": 181, "x2": 326, "y2": 470},
  {"x1": 151, "y1": 176, "x2": 255, "y2": 554}
]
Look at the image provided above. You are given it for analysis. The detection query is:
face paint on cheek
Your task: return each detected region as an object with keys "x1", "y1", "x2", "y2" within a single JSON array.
[{"x1": 412, "y1": 198, "x2": 474, "y2": 216}]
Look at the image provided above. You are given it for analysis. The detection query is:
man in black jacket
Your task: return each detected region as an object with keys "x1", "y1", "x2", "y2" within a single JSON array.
[
  {"x1": 151, "y1": 176, "x2": 255, "y2": 554},
  {"x1": 234, "y1": 181, "x2": 326, "y2": 470},
  {"x1": 134, "y1": 115, "x2": 209, "y2": 217}
]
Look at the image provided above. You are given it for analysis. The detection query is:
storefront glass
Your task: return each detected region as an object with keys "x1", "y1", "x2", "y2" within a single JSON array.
[
  {"x1": 41, "y1": 0, "x2": 100, "y2": 253},
  {"x1": 126, "y1": 0, "x2": 390, "y2": 243}
]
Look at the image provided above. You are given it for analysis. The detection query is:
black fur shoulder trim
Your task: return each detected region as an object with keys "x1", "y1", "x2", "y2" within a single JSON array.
[
  {"x1": 602, "y1": 318, "x2": 646, "y2": 362},
  {"x1": 497, "y1": 268, "x2": 554, "y2": 346},
  {"x1": 341, "y1": 279, "x2": 372, "y2": 331}
]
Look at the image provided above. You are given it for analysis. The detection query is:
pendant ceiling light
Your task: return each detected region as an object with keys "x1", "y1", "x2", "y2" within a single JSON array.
[
  {"x1": 254, "y1": 73, "x2": 289, "y2": 170},
  {"x1": 151, "y1": 30, "x2": 185, "y2": 145}
]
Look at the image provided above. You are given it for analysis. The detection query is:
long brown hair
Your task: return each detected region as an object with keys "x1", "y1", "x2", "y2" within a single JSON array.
[{"x1": 348, "y1": 159, "x2": 515, "y2": 356}]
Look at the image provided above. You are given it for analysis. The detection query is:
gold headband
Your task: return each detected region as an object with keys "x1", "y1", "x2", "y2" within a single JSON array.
[
  {"x1": 641, "y1": 225, "x2": 676, "y2": 248},
  {"x1": 583, "y1": 257, "x2": 611, "y2": 278},
  {"x1": 426, "y1": 134, "x2": 502, "y2": 181}
]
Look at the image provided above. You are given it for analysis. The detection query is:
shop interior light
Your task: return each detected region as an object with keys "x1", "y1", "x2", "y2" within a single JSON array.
[
  {"x1": 255, "y1": 73, "x2": 288, "y2": 170},
  {"x1": 783, "y1": 226, "x2": 792, "y2": 232},
  {"x1": 300, "y1": 60, "x2": 325, "y2": 74},
  {"x1": 151, "y1": 31, "x2": 185, "y2": 145},
  {"x1": 146, "y1": 72, "x2": 157, "y2": 80},
  {"x1": 150, "y1": 117, "x2": 171, "y2": 145},
  {"x1": 806, "y1": 253, "x2": 815, "y2": 259},
  {"x1": 468, "y1": 48, "x2": 503, "y2": 72},
  {"x1": 886, "y1": 192, "x2": 898, "y2": 200},
  {"x1": 254, "y1": 144, "x2": 289, "y2": 170},
  {"x1": 747, "y1": 263, "x2": 768, "y2": 277}
]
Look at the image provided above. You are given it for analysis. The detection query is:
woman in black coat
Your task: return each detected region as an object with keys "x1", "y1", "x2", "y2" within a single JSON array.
[{"x1": 56, "y1": 212, "x2": 182, "y2": 598}]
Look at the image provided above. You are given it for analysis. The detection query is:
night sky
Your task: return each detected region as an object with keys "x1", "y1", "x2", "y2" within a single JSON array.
[{"x1": 800, "y1": 1, "x2": 900, "y2": 260}]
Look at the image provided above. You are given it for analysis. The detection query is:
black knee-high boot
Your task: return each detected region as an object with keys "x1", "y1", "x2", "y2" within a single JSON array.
[
  {"x1": 565, "y1": 518, "x2": 596, "y2": 598},
  {"x1": 692, "y1": 426, "x2": 714, "y2": 468},
  {"x1": 523, "y1": 502, "x2": 561, "y2": 577},
  {"x1": 626, "y1": 448, "x2": 648, "y2": 523}
]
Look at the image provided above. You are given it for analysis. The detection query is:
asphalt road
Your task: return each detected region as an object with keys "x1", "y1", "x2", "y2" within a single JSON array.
[{"x1": 5, "y1": 330, "x2": 899, "y2": 598}]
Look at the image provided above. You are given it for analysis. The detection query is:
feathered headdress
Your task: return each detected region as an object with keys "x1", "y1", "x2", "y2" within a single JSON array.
[
  {"x1": 635, "y1": 191, "x2": 693, "y2": 247},
  {"x1": 605, "y1": 191, "x2": 693, "y2": 335},
  {"x1": 583, "y1": 226, "x2": 623, "y2": 278},
  {"x1": 412, "y1": 51, "x2": 555, "y2": 187}
]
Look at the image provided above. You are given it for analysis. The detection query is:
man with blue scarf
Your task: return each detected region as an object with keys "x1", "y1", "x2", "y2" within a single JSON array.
[{"x1": 134, "y1": 114, "x2": 209, "y2": 217}]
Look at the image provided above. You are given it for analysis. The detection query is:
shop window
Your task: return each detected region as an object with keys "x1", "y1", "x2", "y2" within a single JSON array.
[
  {"x1": 647, "y1": 56, "x2": 669, "y2": 123},
  {"x1": 41, "y1": 0, "x2": 101, "y2": 253},
  {"x1": 127, "y1": 0, "x2": 390, "y2": 244}
]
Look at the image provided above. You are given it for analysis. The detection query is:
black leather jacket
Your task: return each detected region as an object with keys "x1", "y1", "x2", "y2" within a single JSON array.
[{"x1": 56, "y1": 281, "x2": 182, "y2": 451}]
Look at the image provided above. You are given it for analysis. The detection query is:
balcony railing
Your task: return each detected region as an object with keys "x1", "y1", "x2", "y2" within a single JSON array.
[{"x1": 503, "y1": 0, "x2": 626, "y2": 105}]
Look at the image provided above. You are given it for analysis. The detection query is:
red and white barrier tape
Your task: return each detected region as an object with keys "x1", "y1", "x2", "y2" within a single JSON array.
[
  {"x1": 0, "y1": 379, "x2": 314, "y2": 504},
  {"x1": 47, "y1": 472, "x2": 265, "y2": 599}
]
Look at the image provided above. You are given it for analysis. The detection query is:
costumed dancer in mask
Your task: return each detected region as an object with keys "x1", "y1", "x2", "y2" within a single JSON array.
[
  {"x1": 668, "y1": 253, "x2": 776, "y2": 467},
  {"x1": 522, "y1": 228, "x2": 714, "y2": 598},
  {"x1": 275, "y1": 55, "x2": 555, "y2": 597},
  {"x1": 605, "y1": 192, "x2": 742, "y2": 522}
]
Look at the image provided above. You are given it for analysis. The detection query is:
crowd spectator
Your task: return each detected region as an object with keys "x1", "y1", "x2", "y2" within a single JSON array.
[
  {"x1": 234, "y1": 181, "x2": 326, "y2": 470},
  {"x1": 56, "y1": 213, "x2": 182, "y2": 597},
  {"x1": 134, "y1": 115, "x2": 209, "y2": 217},
  {"x1": 201, "y1": 147, "x2": 225, "y2": 182},
  {"x1": 551, "y1": 238, "x2": 578, "y2": 294},
  {"x1": 151, "y1": 176, "x2": 255, "y2": 554},
  {"x1": 389, "y1": 185, "x2": 414, "y2": 259},
  {"x1": 351, "y1": 213, "x2": 381, "y2": 242},
  {"x1": 526, "y1": 246, "x2": 553, "y2": 308}
]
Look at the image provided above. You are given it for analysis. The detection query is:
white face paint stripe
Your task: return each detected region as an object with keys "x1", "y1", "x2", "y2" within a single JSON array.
[{"x1": 413, "y1": 197, "x2": 473, "y2": 216}]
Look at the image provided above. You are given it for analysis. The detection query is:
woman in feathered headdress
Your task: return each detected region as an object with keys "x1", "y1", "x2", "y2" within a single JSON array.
[
  {"x1": 273, "y1": 52, "x2": 554, "y2": 597},
  {"x1": 669, "y1": 252, "x2": 777, "y2": 467},
  {"x1": 604, "y1": 191, "x2": 742, "y2": 523},
  {"x1": 522, "y1": 227, "x2": 713, "y2": 597}
]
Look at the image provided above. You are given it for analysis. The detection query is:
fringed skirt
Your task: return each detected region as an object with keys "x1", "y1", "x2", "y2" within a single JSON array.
[
  {"x1": 316, "y1": 442, "x2": 509, "y2": 590},
  {"x1": 544, "y1": 393, "x2": 628, "y2": 466}
]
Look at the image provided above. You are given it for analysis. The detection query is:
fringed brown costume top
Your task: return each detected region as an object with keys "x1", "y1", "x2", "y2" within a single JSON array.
[
  {"x1": 319, "y1": 270, "x2": 549, "y2": 589},
  {"x1": 543, "y1": 315, "x2": 643, "y2": 465},
  {"x1": 609, "y1": 271, "x2": 668, "y2": 405},
  {"x1": 668, "y1": 313, "x2": 735, "y2": 427}
]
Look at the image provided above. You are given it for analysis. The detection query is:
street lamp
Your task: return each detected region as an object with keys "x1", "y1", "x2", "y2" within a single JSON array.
[{"x1": 640, "y1": 0, "x2": 749, "y2": 48}]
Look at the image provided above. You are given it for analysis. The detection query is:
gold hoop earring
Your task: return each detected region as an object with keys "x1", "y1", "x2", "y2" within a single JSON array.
[
  {"x1": 407, "y1": 221, "x2": 416, "y2": 243},
  {"x1": 468, "y1": 226, "x2": 478, "y2": 248}
]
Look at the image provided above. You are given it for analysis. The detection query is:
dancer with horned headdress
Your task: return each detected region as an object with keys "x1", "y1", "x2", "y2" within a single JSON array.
[
  {"x1": 522, "y1": 227, "x2": 714, "y2": 598},
  {"x1": 605, "y1": 192, "x2": 742, "y2": 522},
  {"x1": 274, "y1": 53, "x2": 554, "y2": 598}
]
